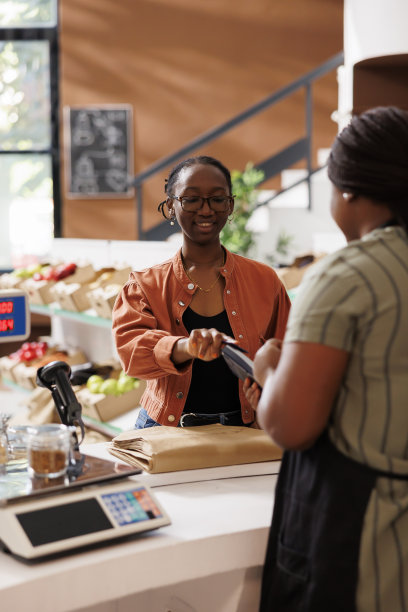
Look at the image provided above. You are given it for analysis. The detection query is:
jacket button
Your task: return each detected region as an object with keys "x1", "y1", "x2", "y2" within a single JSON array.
[
  {"x1": 239, "y1": 334, "x2": 243, "y2": 339},
  {"x1": 167, "y1": 415, "x2": 176, "y2": 422},
  {"x1": 176, "y1": 318, "x2": 180, "y2": 325},
  {"x1": 187, "y1": 283, "x2": 195, "y2": 290},
  {"x1": 176, "y1": 392, "x2": 184, "y2": 399},
  {"x1": 226, "y1": 290, "x2": 231, "y2": 294},
  {"x1": 232, "y1": 310, "x2": 237, "y2": 316}
]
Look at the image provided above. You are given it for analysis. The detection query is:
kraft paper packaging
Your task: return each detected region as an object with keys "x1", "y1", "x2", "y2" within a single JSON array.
[{"x1": 108, "y1": 424, "x2": 282, "y2": 473}]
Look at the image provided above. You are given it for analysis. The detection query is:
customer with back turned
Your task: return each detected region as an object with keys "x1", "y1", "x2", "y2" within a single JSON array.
[
  {"x1": 244, "y1": 106, "x2": 408, "y2": 611},
  {"x1": 113, "y1": 155, "x2": 291, "y2": 428}
]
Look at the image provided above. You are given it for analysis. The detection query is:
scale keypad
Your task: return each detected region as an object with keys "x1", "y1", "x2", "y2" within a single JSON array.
[{"x1": 102, "y1": 487, "x2": 162, "y2": 526}]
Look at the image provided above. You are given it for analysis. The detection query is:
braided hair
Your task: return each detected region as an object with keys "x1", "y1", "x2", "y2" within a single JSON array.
[
  {"x1": 158, "y1": 156, "x2": 232, "y2": 219},
  {"x1": 328, "y1": 106, "x2": 408, "y2": 231}
]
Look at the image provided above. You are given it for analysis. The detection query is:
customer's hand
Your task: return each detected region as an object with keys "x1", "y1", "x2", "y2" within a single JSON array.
[
  {"x1": 243, "y1": 377, "x2": 261, "y2": 410},
  {"x1": 172, "y1": 329, "x2": 235, "y2": 364},
  {"x1": 253, "y1": 338, "x2": 283, "y2": 388}
]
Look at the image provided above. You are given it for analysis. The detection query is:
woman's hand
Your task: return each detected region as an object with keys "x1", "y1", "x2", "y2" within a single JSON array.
[
  {"x1": 253, "y1": 338, "x2": 283, "y2": 388},
  {"x1": 243, "y1": 377, "x2": 261, "y2": 410},
  {"x1": 172, "y1": 328, "x2": 235, "y2": 364}
]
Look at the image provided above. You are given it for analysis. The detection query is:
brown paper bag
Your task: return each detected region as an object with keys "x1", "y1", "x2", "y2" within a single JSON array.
[{"x1": 108, "y1": 424, "x2": 282, "y2": 473}]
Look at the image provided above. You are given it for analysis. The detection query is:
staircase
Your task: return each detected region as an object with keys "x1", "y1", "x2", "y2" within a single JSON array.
[
  {"x1": 133, "y1": 52, "x2": 345, "y2": 244},
  {"x1": 250, "y1": 154, "x2": 346, "y2": 265}
]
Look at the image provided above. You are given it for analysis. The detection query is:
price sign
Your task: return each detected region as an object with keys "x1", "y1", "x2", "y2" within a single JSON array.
[{"x1": 0, "y1": 290, "x2": 30, "y2": 343}]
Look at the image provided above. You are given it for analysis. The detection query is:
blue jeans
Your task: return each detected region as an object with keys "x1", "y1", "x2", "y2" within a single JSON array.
[{"x1": 135, "y1": 408, "x2": 161, "y2": 429}]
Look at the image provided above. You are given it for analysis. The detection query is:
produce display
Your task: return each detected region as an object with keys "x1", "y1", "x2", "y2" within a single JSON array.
[
  {"x1": 86, "y1": 370, "x2": 140, "y2": 396},
  {"x1": 33, "y1": 263, "x2": 77, "y2": 281},
  {"x1": 10, "y1": 263, "x2": 77, "y2": 282},
  {"x1": 9, "y1": 341, "x2": 49, "y2": 363}
]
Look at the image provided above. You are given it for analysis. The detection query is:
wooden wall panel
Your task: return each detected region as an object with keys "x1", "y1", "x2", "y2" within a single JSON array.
[{"x1": 59, "y1": 0, "x2": 343, "y2": 239}]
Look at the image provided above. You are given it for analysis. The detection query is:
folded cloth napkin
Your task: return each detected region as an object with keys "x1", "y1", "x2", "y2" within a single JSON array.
[{"x1": 108, "y1": 424, "x2": 282, "y2": 473}]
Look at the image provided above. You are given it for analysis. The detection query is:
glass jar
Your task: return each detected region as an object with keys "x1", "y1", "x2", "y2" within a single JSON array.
[
  {"x1": 27, "y1": 424, "x2": 74, "y2": 479},
  {"x1": 0, "y1": 413, "x2": 11, "y2": 471},
  {"x1": 7, "y1": 424, "x2": 30, "y2": 465}
]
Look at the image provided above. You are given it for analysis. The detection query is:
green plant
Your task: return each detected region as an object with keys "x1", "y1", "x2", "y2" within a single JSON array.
[
  {"x1": 220, "y1": 162, "x2": 264, "y2": 256},
  {"x1": 266, "y1": 230, "x2": 295, "y2": 267}
]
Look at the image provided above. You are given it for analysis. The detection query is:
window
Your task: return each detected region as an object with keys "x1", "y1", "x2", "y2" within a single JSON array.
[{"x1": 0, "y1": 0, "x2": 59, "y2": 271}]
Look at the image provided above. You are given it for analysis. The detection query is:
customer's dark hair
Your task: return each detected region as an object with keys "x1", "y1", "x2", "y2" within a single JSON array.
[
  {"x1": 158, "y1": 156, "x2": 232, "y2": 219},
  {"x1": 165, "y1": 155, "x2": 232, "y2": 195},
  {"x1": 328, "y1": 106, "x2": 408, "y2": 231}
]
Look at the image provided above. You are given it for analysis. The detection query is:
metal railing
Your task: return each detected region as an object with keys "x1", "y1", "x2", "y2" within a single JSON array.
[{"x1": 133, "y1": 51, "x2": 344, "y2": 240}]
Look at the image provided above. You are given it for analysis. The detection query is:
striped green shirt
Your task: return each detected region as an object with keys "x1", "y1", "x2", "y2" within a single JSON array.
[{"x1": 284, "y1": 225, "x2": 408, "y2": 611}]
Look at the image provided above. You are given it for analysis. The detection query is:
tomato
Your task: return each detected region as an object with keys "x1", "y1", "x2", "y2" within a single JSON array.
[{"x1": 54, "y1": 263, "x2": 77, "y2": 280}]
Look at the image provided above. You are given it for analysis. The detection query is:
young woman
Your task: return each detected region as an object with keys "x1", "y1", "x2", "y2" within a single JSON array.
[
  {"x1": 244, "y1": 107, "x2": 408, "y2": 611},
  {"x1": 112, "y1": 155, "x2": 290, "y2": 428}
]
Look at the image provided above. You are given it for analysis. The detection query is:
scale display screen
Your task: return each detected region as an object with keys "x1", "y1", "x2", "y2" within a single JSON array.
[
  {"x1": 0, "y1": 291, "x2": 30, "y2": 342},
  {"x1": 17, "y1": 498, "x2": 113, "y2": 547}
]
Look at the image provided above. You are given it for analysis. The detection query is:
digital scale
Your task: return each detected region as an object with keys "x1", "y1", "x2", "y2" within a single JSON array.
[
  {"x1": 0, "y1": 455, "x2": 170, "y2": 561},
  {"x1": 0, "y1": 290, "x2": 171, "y2": 561}
]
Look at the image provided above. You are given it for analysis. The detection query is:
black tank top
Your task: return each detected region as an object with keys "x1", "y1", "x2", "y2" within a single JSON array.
[{"x1": 182, "y1": 307, "x2": 241, "y2": 415}]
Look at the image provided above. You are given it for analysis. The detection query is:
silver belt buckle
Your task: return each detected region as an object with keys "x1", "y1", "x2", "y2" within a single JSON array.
[{"x1": 180, "y1": 413, "x2": 196, "y2": 427}]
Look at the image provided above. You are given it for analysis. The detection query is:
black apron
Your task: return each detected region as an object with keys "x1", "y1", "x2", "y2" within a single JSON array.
[{"x1": 259, "y1": 432, "x2": 382, "y2": 612}]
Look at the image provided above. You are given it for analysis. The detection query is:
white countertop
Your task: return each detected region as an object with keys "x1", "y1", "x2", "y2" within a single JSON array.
[{"x1": 0, "y1": 443, "x2": 280, "y2": 612}]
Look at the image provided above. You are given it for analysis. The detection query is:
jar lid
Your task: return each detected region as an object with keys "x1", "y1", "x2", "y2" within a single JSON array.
[{"x1": 27, "y1": 424, "x2": 74, "y2": 445}]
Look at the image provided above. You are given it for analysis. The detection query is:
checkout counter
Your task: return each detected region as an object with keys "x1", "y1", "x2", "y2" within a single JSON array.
[
  {"x1": 1, "y1": 456, "x2": 278, "y2": 612},
  {"x1": 0, "y1": 290, "x2": 279, "y2": 612}
]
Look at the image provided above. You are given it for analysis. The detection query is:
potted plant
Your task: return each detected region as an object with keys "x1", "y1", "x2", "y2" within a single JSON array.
[{"x1": 220, "y1": 163, "x2": 264, "y2": 256}]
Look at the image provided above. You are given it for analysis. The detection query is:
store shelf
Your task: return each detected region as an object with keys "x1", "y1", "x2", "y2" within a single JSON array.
[
  {"x1": 30, "y1": 304, "x2": 112, "y2": 329},
  {"x1": 1, "y1": 377, "x2": 32, "y2": 394}
]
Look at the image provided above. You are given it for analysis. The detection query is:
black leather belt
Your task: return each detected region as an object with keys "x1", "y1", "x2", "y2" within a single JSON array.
[{"x1": 179, "y1": 410, "x2": 245, "y2": 427}]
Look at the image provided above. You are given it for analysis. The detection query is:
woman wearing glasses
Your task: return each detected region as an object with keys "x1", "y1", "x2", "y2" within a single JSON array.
[{"x1": 112, "y1": 155, "x2": 290, "y2": 428}]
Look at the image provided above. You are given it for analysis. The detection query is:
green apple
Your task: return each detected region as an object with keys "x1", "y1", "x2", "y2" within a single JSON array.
[
  {"x1": 100, "y1": 379, "x2": 119, "y2": 396},
  {"x1": 117, "y1": 377, "x2": 135, "y2": 394},
  {"x1": 13, "y1": 268, "x2": 30, "y2": 278},
  {"x1": 86, "y1": 375, "x2": 104, "y2": 391},
  {"x1": 87, "y1": 381, "x2": 103, "y2": 394},
  {"x1": 27, "y1": 264, "x2": 43, "y2": 275}
]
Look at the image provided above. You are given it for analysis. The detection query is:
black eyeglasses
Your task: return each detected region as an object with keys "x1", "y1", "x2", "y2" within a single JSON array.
[{"x1": 171, "y1": 195, "x2": 234, "y2": 212}]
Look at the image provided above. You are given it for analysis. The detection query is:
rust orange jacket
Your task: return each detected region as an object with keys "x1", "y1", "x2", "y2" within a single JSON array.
[{"x1": 112, "y1": 248, "x2": 291, "y2": 426}]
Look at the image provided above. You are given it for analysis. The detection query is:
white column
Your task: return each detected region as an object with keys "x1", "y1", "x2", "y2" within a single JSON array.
[{"x1": 337, "y1": 0, "x2": 408, "y2": 129}]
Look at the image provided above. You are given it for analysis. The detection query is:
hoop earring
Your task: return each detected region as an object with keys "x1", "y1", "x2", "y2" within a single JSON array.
[
  {"x1": 228, "y1": 213, "x2": 235, "y2": 224},
  {"x1": 170, "y1": 215, "x2": 176, "y2": 226}
]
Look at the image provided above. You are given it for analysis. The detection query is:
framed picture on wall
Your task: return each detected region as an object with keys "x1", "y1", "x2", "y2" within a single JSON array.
[{"x1": 64, "y1": 105, "x2": 134, "y2": 198}]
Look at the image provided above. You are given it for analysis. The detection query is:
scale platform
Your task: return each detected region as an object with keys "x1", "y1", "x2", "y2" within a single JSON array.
[{"x1": 0, "y1": 454, "x2": 171, "y2": 561}]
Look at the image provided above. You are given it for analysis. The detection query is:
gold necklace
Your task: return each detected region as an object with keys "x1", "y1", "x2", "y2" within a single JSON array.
[{"x1": 181, "y1": 252, "x2": 225, "y2": 293}]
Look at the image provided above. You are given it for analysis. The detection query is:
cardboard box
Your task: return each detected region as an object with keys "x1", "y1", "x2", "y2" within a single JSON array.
[
  {"x1": 51, "y1": 282, "x2": 92, "y2": 312},
  {"x1": 0, "y1": 273, "x2": 25, "y2": 290},
  {"x1": 77, "y1": 380, "x2": 146, "y2": 421},
  {"x1": 23, "y1": 278, "x2": 56, "y2": 305},
  {"x1": 87, "y1": 266, "x2": 131, "y2": 292},
  {"x1": 13, "y1": 361, "x2": 38, "y2": 390},
  {"x1": 63, "y1": 263, "x2": 96, "y2": 285},
  {"x1": 87, "y1": 284, "x2": 121, "y2": 319},
  {"x1": 275, "y1": 254, "x2": 324, "y2": 290},
  {"x1": 0, "y1": 356, "x2": 20, "y2": 383}
]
